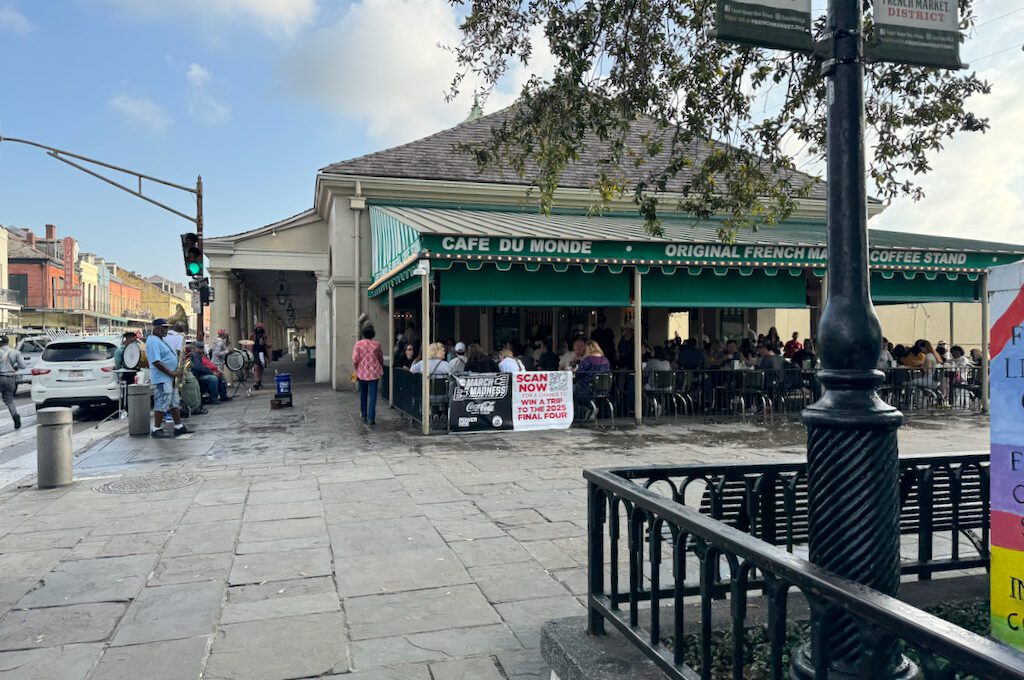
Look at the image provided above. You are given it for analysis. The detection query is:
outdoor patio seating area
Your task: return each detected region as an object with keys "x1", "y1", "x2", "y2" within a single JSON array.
[{"x1": 384, "y1": 364, "x2": 985, "y2": 432}]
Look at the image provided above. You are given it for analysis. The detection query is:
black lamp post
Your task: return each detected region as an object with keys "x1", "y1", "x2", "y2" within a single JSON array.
[{"x1": 793, "y1": 1, "x2": 912, "y2": 677}]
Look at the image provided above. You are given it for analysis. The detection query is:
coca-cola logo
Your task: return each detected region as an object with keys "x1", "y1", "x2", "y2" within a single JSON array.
[{"x1": 465, "y1": 401, "x2": 496, "y2": 415}]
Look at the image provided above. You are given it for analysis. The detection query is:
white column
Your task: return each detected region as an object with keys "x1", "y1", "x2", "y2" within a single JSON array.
[
  {"x1": 351, "y1": 195, "x2": 366, "y2": 341},
  {"x1": 315, "y1": 272, "x2": 331, "y2": 383},
  {"x1": 420, "y1": 271, "x2": 431, "y2": 435},
  {"x1": 388, "y1": 287, "x2": 395, "y2": 407},
  {"x1": 981, "y1": 273, "x2": 990, "y2": 413},
  {"x1": 229, "y1": 278, "x2": 241, "y2": 342},
  {"x1": 633, "y1": 269, "x2": 643, "y2": 426}
]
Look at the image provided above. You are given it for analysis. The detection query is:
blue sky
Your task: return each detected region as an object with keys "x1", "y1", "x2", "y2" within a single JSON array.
[{"x1": 1, "y1": 0, "x2": 1022, "y2": 282}]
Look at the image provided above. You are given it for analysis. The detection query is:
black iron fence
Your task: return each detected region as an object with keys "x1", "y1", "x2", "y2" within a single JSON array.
[
  {"x1": 585, "y1": 453, "x2": 1020, "y2": 680},
  {"x1": 587, "y1": 366, "x2": 982, "y2": 424},
  {"x1": 383, "y1": 365, "x2": 984, "y2": 430},
  {"x1": 387, "y1": 366, "x2": 422, "y2": 424}
]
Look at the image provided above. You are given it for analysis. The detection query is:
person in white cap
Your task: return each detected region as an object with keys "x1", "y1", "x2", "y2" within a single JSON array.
[{"x1": 449, "y1": 342, "x2": 468, "y2": 374}]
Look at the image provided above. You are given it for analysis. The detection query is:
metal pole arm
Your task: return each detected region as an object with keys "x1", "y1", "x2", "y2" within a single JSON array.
[
  {"x1": 0, "y1": 136, "x2": 196, "y2": 193},
  {"x1": 46, "y1": 152, "x2": 197, "y2": 224},
  {"x1": 0, "y1": 135, "x2": 199, "y2": 225}
]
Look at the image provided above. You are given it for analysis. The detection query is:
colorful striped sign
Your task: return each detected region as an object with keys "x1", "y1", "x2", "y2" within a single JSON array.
[{"x1": 989, "y1": 261, "x2": 1024, "y2": 650}]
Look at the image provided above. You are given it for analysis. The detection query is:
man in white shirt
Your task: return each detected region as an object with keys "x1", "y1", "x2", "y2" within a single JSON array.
[
  {"x1": 165, "y1": 322, "x2": 186, "y2": 353},
  {"x1": 559, "y1": 337, "x2": 586, "y2": 371},
  {"x1": 449, "y1": 342, "x2": 468, "y2": 374}
]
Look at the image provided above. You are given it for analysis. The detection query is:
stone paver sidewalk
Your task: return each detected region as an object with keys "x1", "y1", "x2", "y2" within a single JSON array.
[{"x1": 0, "y1": 364, "x2": 989, "y2": 679}]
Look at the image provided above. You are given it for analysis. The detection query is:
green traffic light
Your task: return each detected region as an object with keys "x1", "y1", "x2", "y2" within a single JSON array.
[{"x1": 187, "y1": 262, "x2": 202, "y2": 275}]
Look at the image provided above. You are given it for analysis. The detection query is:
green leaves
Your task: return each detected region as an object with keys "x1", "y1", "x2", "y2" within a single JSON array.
[{"x1": 448, "y1": 0, "x2": 989, "y2": 239}]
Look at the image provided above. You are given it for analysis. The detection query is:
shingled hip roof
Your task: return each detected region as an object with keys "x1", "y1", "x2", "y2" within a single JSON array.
[{"x1": 320, "y1": 107, "x2": 829, "y2": 202}]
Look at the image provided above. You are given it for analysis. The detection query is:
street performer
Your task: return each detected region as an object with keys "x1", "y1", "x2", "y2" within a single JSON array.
[{"x1": 145, "y1": 318, "x2": 190, "y2": 438}]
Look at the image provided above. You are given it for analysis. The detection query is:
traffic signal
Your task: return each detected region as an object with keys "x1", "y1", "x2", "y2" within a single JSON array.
[
  {"x1": 200, "y1": 280, "x2": 214, "y2": 305},
  {"x1": 180, "y1": 233, "x2": 203, "y2": 277}
]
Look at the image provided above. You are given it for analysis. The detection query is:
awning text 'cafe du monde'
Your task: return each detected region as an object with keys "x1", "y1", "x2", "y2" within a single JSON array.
[{"x1": 368, "y1": 206, "x2": 1024, "y2": 317}]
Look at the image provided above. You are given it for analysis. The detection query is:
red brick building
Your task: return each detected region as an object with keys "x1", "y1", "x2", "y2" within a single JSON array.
[{"x1": 7, "y1": 224, "x2": 83, "y2": 329}]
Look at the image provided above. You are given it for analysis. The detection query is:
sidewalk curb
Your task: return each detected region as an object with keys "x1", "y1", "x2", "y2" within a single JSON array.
[{"x1": 0, "y1": 421, "x2": 128, "y2": 492}]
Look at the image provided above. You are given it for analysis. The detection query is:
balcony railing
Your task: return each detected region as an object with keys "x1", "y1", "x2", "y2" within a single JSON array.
[
  {"x1": 0, "y1": 288, "x2": 23, "y2": 306},
  {"x1": 584, "y1": 453, "x2": 1023, "y2": 680}
]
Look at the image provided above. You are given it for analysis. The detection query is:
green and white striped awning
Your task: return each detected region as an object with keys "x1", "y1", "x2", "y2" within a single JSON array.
[{"x1": 367, "y1": 204, "x2": 1023, "y2": 300}]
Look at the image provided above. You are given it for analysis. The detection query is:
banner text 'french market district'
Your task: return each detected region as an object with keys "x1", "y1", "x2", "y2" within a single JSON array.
[
  {"x1": 989, "y1": 260, "x2": 1024, "y2": 650},
  {"x1": 448, "y1": 372, "x2": 574, "y2": 433}
]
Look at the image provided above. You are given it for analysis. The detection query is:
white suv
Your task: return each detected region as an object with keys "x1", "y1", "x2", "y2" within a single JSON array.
[
  {"x1": 15, "y1": 335, "x2": 50, "y2": 389},
  {"x1": 30, "y1": 336, "x2": 119, "y2": 410}
]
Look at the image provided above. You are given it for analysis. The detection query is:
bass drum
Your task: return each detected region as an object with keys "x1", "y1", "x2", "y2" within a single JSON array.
[
  {"x1": 122, "y1": 341, "x2": 148, "y2": 370},
  {"x1": 225, "y1": 349, "x2": 253, "y2": 373}
]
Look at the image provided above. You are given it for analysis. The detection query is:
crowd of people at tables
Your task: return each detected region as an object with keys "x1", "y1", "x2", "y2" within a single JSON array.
[{"x1": 391, "y1": 318, "x2": 981, "y2": 385}]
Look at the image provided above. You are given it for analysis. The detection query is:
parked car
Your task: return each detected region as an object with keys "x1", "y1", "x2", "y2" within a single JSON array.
[
  {"x1": 30, "y1": 336, "x2": 119, "y2": 410},
  {"x1": 14, "y1": 335, "x2": 49, "y2": 390}
]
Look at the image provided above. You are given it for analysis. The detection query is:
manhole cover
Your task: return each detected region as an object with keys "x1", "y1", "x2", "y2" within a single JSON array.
[{"x1": 93, "y1": 473, "x2": 203, "y2": 495}]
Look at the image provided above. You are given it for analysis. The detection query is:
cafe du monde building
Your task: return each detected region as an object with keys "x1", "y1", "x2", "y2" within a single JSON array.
[{"x1": 204, "y1": 108, "x2": 1024, "y2": 391}]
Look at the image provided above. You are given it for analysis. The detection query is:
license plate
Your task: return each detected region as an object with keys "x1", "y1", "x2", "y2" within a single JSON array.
[{"x1": 63, "y1": 370, "x2": 85, "y2": 379}]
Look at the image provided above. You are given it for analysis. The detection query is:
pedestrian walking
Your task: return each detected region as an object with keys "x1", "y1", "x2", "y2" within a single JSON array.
[
  {"x1": 290, "y1": 336, "x2": 300, "y2": 362},
  {"x1": 250, "y1": 323, "x2": 271, "y2": 389},
  {"x1": 0, "y1": 336, "x2": 26, "y2": 429},
  {"x1": 351, "y1": 324, "x2": 384, "y2": 425}
]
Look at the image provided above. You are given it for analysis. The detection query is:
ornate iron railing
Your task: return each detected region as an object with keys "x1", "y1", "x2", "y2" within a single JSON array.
[
  {"x1": 585, "y1": 453, "x2": 1020, "y2": 680},
  {"x1": 0, "y1": 288, "x2": 22, "y2": 306}
]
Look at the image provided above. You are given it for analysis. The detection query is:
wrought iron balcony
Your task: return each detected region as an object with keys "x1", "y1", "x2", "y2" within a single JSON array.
[{"x1": 0, "y1": 288, "x2": 23, "y2": 306}]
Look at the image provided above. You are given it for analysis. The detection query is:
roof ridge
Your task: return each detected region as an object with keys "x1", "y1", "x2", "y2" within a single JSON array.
[{"x1": 318, "y1": 107, "x2": 510, "y2": 174}]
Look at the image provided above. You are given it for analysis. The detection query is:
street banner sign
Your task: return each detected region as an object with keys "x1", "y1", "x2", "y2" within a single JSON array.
[
  {"x1": 57, "y1": 236, "x2": 81, "y2": 297},
  {"x1": 988, "y1": 260, "x2": 1024, "y2": 649},
  {"x1": 871, "y1": 0, "x2": 962, "y2": 69},
  {"x1": 715, "y1": 0, "x2": 813, "y2": 52},
  {"x1": 449, "y1": 372, "x2": 573, "y2": 433},
  {"x1": 510, "y1": 372, "x2": 573, "y2": 431},
  {"x1": 449, "y1": 374, "x2": 514, "y2": 432}
]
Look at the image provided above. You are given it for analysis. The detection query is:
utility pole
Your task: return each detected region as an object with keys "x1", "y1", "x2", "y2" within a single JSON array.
[
  {"x1": 793, "y1": 1, "x2": 910, "y2": 677},
  {"x1": 196, "y1": 175, "x2": 204, "y2": 341},
  {"x1": 0, "y1": 136, "x2": 206, "y2": 338}
]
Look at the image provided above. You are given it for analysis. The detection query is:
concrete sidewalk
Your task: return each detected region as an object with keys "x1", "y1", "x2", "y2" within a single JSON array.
[{"x1": 0, "y1": 364, "x2": 990, "y2": 680}]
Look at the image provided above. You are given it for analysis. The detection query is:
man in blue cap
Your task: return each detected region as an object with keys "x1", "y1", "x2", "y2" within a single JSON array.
[{"x1": 145, "y1": 318, "x2": 190, "y2": 438}]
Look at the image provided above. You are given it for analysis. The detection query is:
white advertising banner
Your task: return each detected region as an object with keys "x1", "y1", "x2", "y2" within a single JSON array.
[{"x1": 511, "y1": 372, "x2": 574, "y2": 431}]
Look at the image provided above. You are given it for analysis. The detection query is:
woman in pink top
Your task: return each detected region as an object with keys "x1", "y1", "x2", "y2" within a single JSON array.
[{"x1": 351, "y1": 325, "x2": 384, "y2": 424}]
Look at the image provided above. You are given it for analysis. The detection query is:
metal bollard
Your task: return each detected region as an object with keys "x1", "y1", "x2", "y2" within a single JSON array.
[
  {"x1": 36, "y1": 407, "x2": 73, "y2": 488},
  {"x1": 127, "y1": 384, "x2": 151, "y2": 436}
]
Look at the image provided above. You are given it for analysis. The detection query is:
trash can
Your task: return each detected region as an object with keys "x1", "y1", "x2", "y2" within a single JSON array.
[
  {"x1": 127, "y1": 384, "x2": 152, "y2": 436},
  {"x1": 274, "y1": 373, "x2": 293, "y2": 408},
  {"x1": 37, "y1": 407, "x2": 73, "y2": 488},
  {"x1": 306, "y1": 346, "x2": 316, "y2": 368}
]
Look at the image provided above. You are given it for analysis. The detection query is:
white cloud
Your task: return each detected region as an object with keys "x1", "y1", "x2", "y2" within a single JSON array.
[
  {"x1": 100, "y1": 0, "x2": 317, "y2": 39},
  {"x1": 109, "y1": 94, "x2": 173, "y2": 134},
  {"x1": 872, "y1": 9, "x2": 1024, "y2": 247},
  {"x1": 186, "y1": 63, "x2": 231, "y2": 124},
  {"x1": 278, "y1": 0, "x2": 553, "y2": 146},
  {"x1": 0, "y1": 5, "x2": 32, "y2": 34}
]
